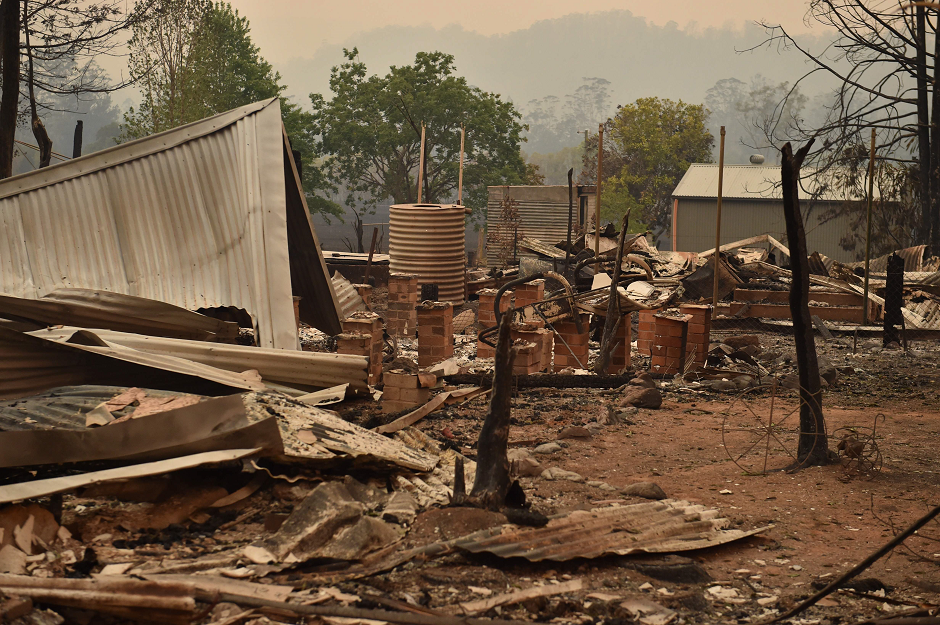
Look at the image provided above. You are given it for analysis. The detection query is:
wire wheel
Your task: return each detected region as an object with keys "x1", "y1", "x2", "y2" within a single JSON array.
[{"x1": 721, "y1": 381, "x2": 812, "y2": 474}]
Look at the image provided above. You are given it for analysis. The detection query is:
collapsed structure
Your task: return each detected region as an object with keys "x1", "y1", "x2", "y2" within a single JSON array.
[{"x1": 1, "y1": 102, "x2": 938, "y2": 624}]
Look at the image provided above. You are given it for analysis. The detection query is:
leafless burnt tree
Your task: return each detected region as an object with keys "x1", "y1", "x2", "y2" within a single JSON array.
[{"x1": 752, "y1": 1, "x2": 940, "y2": 253}]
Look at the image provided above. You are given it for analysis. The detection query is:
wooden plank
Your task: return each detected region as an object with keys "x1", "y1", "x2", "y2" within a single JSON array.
[
  {"x1": 728, "y1": 302, "x2": 866, "y2": 323},
  {"x1": 734, "y1": 289, "x2": 865, "y2": 307}
]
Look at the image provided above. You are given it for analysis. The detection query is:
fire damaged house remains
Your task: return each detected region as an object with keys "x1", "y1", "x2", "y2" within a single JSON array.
[{"x1": 1, "y1": 104, "x2": 939, "y2": 625}]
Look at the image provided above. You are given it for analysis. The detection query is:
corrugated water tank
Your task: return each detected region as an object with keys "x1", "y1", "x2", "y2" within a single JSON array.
[{"x1": 389, "y1": 203, "x2": 468, "y2": 305}]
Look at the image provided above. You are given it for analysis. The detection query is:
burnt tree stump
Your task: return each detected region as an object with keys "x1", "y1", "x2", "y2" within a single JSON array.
[{"x1": 781, "y1": 139, "x2": 830, "y2": 469}]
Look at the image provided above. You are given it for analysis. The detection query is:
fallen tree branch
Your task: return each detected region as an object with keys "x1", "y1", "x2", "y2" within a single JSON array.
[
  {"x1": 765, "y1": 504, "x2": 940, "y2": 624},
  {"x1": 444, "y1": 373, "x2": 634, "y2": 389}
]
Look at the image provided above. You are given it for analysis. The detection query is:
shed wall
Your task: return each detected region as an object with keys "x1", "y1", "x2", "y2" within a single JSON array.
[{"x1": 669, "y1": 198, "x2": 858, "y2": 263}]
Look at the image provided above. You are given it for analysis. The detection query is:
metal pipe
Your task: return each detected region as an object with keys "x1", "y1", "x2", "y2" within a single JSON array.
[
  {"x1": 566, "y1": 168, "x2": 574, "y2": 275},
  {"x1": 417, "y1": 123, "x2": 426, "y2": 203},
  {"x1": 863, "y1": 127, "x2": 876, "y2": 325},
  {"x1": 595, "y1": 124, "x2": 604, "y2": 261},
  {"x1": 457, "y1": 124, "x2": 465, "y2": 204},
  {"x1": 711, "y1": 126, "x2": 726, "y2": 319}
]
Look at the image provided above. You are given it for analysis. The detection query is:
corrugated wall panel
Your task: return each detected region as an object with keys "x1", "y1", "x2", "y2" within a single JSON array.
[
  {"x1": 486, "y1": 187, "x2": 580, "y2": 267},
  {"x1": 671, "y1": 198, "x2": 858, "y2": 263},
  {"x1": 0, "y1": 99, "x2": 337, "y2": 348}
]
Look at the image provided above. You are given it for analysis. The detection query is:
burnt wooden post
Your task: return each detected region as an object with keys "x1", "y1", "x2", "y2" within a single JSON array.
[
  {"x1": 72, "y1": 120, "x2": 83, "y2": 158},
  {"x1": 781, "y1": 140, "x2": 829, "y2": 468},
  {"x1": 883, "y1": 253, "x2": 904, "y2": 347},
  {"x1": 468, "y1": 315, "x2": 514, "y2": 509},
  {"x1": 595, "y1": 210, "x2": 631, "y2": 374}
]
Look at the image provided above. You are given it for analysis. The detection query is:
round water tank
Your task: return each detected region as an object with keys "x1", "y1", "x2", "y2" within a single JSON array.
[
  {"x1": 749, "y1": 154, "x2": 766, "y2": 165},
  {"x1": 389, "y1": 204, "x2": 467, "y2": 305}
]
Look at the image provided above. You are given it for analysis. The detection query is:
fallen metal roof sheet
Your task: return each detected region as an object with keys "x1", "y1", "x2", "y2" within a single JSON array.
[
  {"x1": 0, "y1": 98, "x2": 342, "y2": 348},
  {"x1": 0, "y1": 327, "x2": 262, "y2": 401},
  {"x1": 29, "y1": 327, "x2": 369, "y2": 394},
  {"x1": 332, "y1": 272, "x2": 368, "y2": 319},
  {"x1": 0, "y1": 289, "x2": 239, "y2": 341},
  {"x1": 453, "y1": 500, "x2": 770, "y2": 561}
]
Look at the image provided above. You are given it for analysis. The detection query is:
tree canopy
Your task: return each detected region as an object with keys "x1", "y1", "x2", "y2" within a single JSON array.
[
  {"x1": 581, "y1": 97, "x2": 713, "y2": 237},
  {"x1": 311, "y1": 49, "x2": 531, "y2": 220},
  {"x1": 121, "y1": 0, "x2": 338, "y2": 215}
]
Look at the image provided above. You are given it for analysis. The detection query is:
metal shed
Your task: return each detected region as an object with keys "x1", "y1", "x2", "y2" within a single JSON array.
[
  {"x1": 0, "y1": 98, "x2": 342, "y2": 349},
  {"x1": 486, "y1": 185, "x2": 595, "y2": 266},
  {"x1": 669, "y1": 164, "x2": 862, "y2": 263}
]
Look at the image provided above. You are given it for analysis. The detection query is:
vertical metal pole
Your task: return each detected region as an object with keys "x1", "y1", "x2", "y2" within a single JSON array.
[
  {"x1": 863, "y1": 127, "x2": 876, "y2": 325},
  {"x1": 711, "y1": 126, "x2": 726, "y2": 319},
  {"x1": 457, "y1": 124, "x2": 465, "y2": 205},
  {"x1": 595, "y1": 124, "x2": 604, "y2": 260},
  {"x1": 566, "y1": 168, "x2": 574, "y2": 274},
  {"x1": 417, "y1": 122, "x2": 426, "y2": 204}
]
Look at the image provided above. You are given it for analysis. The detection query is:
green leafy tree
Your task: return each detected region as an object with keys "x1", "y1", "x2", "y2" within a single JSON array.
[
  {"x1": 582, "y1": 97, "x2": 713, "y2": 238},
  {"x1": 121, "y1": 0, "x2": 338, "y2": 215},
  {"x1": 311, "y1": 48, "x2": 529, "y2": 242}
]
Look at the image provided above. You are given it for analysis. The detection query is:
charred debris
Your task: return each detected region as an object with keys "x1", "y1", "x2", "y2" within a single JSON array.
[{"x1": 1, "y1": 105, "x2": 940, "y2": 624}]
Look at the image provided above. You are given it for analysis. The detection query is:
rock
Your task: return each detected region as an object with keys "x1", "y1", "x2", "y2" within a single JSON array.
[
  {"x1": 723, "y1": 335, "x2": 761, "y2": 349},
  {"x1": 508, "y1": 448, "x2": 531, "y2": 462},
  {"x1": 558, "y1": 426, "x2": 593, "y2": 439},
  {"x1": 382, "y1": 491, "x2": 418, "y2": 525},
  {"x1": 615, "y1": 406, "x2": 639, "y2": 422},
  {"x1": 512, "y1": 454, "x2": 544, "y2": 478},
  {"x1": 622, "y1": 482, "x2": 668, "y2": 500},
  {"x1": 708, "y1": 379, "x2": 738, "y2": 393},
  {"x1": 628, "y1": 376, "x2": 656, "y2": 389},
  {"x1": 731, "y1": 375, "x2": 755, "y2": 390},
  {"x1": 818, "y1": 356, "x2": 838, "y2": 386},
  {"x1": 260, "y1": 481, "x2": 365, "y2": 561},
  {"x1": 885, "y1": 341, "x2": 901, "y2": 350},
  {"x1": 534, "y1": 442, "x2": 563, "y2": 455},
  {"x1": 0, "y1": 544, "x2": 27, "y2": 574},
  {"x1": 740, "y1": 344, "x2": 762, "y2": 357},
  {"x1": 757, "y1": 350, "x2": 781, "y2": 363},
  {"x1": 620, "y1": 387, "x2": 662, "y2": 409},
  {"x1": 541, "y1": 467, "x2": 584, "y2": 482}
]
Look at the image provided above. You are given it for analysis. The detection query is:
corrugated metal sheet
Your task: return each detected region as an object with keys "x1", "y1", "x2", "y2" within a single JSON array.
[
  {"x1": 331, "y1": 271, "x2": 367, "y2": 319},
  {"x1": 0, "y1": 326, "x2": 261, "y2": 400},
  {"x1": 389, "y1": 204, "x2": 467, "y2": 305},
  {"x1": 453, "y1": 499, "x2": 770, "y2": 561},
  {"x1": 0, "y1": 289, "x2": 238, "y2": 341},
  {"x1": 673, "y1": 164, "x2": 874, "y2": 201},
  {"x1": 671, "y1": 198, "x2": 856, "y2": 263},
  {"x1": 0, "y1": 98, "x2": 342, "y2": 349},
  {"x1": 29, "y1": 327, "x2": 369, "y2": 393},
  {"x1": 486, "y1": 186, "x2": 594, "y2": 267}
]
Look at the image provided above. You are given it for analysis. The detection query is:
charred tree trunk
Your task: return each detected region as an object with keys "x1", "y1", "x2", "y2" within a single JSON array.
[
  {"x1": 468, "y1": 315, "x2": 514, "y2": 510},
  {"x1": 73, "y1": 120, "x2": 83, "y2": 158},
  {"x1": 24, "y1": 0, "x2": 51, "y2": 168},
  {"x1": 595, "y1": 210, "x2": 630, "y2": 374},
  {"x1": 916, "y1": 5, "x2": 931, "y2": 247},
  {"x1": 781, "y1": 140, "x2": 829, "y2": 469},
  {"x1": 931, "y1": 29, "x2": 940, "y2": 256},
  {"x1": 883, "y1": 253, "x2": 904, "y2": 348},
  {"x1": 0, "y1": 0, "x2": 20, "y2": 179}
]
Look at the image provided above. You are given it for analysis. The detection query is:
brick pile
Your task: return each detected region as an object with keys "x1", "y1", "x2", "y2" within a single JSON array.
[
  {"x1": 416, "y1": 301, "x2": 454, "y2": 368},
  {"x1": 512, "y1": 325, "x2": 553, "y2": 373},
  {"x1": 477, "y1": 288, "x2": 511, "y2": 358},
  {"x1": 609, "y1": 314, "x2": 632, "y2": 373},
  {"x1": 636, "y1": 307, "x2": 662, "y2": 356},
  {"x1": 382, "y1": 369, "x2": 429, "y2": 413},
  {"x1": 551, "y1": 314, "x2": 590, "y2": 370},
  {"x1": 513, "y1": 279, "x2": 546, "y2": 326},
  {"x1": 512, "y1": 341, "x2": 543, "y2": 375},
  {"x1": 650, "y1": 313, "x2": 692, "y2": 375},
  {"x1": 386, "y1": 274, "x2": 418, "y2": 338},
  {"x1": 340, "y1": 312, "x2": 383, "y2": 384},
  {"x1": 679, "y1": 304, "x2": 711, "y2": 370},
  {"x1": 353, "y1": 284, "x2": 373, "y2": 308}
]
